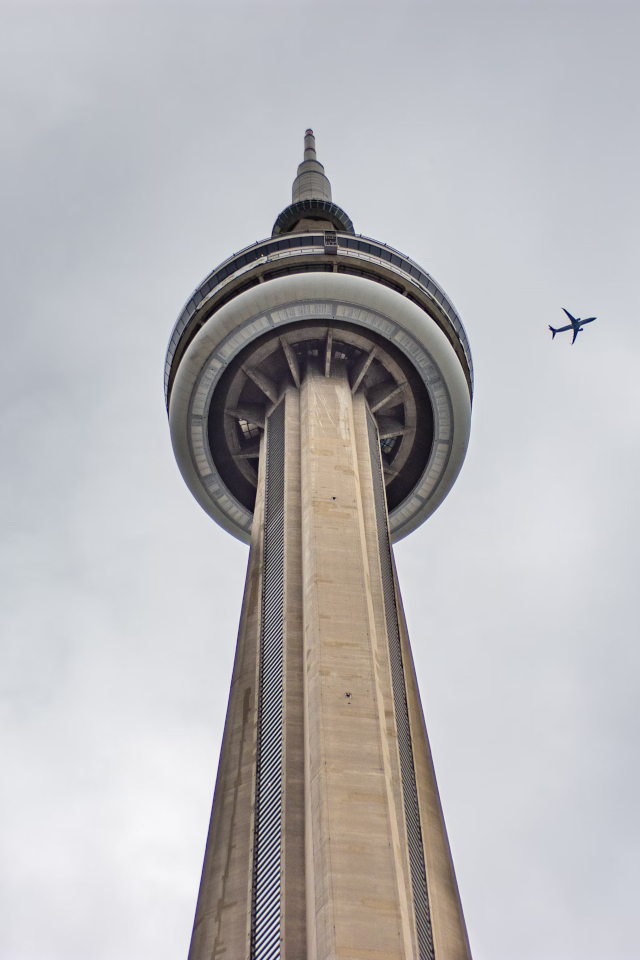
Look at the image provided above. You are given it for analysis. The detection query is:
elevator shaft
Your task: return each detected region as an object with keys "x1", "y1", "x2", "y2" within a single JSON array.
[{"x1": 188, "y1": 362, "x2": 470, "y2": 960}]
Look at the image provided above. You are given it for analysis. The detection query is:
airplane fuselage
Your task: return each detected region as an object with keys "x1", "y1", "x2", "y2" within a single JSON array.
[{"x1": 549, "y1": 309, "x2": 596, "y2": 343}]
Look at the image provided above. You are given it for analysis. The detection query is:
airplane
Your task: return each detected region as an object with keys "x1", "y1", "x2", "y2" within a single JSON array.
[{"x1": 549, "y1": 308, "x2": 596, "y2": 344}]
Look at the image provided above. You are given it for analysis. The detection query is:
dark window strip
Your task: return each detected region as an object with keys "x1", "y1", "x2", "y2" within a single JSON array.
[{"x1": 251, "y1": 402, "x2": 286, "y2": 960}]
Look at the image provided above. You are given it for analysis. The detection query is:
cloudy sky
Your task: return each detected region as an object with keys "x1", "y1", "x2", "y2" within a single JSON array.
[{"x1": 1, "y1": 1, "x2": 639, "y2": 958}]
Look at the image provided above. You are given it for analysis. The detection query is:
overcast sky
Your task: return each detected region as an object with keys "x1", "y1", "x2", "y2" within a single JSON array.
[{"x1": 1, "y1": 2, "x2": 639, "y2": 958}]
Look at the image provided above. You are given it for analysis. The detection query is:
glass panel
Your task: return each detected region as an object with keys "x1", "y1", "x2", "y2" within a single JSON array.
[
  {"x1": 238, "y1": 418, "x2": 260, "y2": 441},
  {"x1": 380, "y1": 436, "x2": 398, "y2": 456}
]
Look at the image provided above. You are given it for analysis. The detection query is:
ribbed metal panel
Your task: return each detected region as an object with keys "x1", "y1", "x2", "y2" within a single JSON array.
[
  {"x1": 251, "y1": 401, "x2": 286, "y2": 960},
  {"x1": 367, "y1": 410, "x2": 435, "y2": 960}
]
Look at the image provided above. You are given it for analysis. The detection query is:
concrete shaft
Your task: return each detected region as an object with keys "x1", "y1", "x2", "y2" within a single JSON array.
[{"x1": 188, "y1": 364, "x2": 471, "y2": 960}]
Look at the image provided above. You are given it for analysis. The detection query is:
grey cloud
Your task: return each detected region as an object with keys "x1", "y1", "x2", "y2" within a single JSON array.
[{"x1": 1, "y1": 2, "x2": 639, "y2": 958}]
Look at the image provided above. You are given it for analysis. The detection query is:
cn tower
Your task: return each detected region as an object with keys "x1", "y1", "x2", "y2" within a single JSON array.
[{"x1": 166, "y1": 131, "x2": 473, "y2": 960}]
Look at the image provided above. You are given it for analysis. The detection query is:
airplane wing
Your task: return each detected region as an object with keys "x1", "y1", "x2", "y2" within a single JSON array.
[
  {"x1": 571, "y1": 327, "x2": 581, "y2": 344},
  {"x1": 562, "y1": 308, "x2": 577, "y2": 322}
]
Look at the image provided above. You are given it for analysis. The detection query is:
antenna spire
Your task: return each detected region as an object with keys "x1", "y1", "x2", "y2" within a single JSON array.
[
  {"x1": 292, "y1": 128, "x2": 332, "y2": 203},
  {"x1": 303, "y1": 128, "x2": 317, "y2": 161}
]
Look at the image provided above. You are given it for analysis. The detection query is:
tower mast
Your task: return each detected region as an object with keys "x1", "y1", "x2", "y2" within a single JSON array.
[{"x1": 166, "y1": 131, "x2": 474, "y2": 960}]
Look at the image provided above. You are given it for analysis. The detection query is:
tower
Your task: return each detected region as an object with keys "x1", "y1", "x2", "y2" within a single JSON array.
[{"x1": 166, "y1": 131, "x2": 473, "y2": 960}]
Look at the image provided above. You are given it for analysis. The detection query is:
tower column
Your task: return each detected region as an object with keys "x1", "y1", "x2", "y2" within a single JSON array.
[
  {"x1": 186, "y1": 352, "x2": 472, "y2": 960},
  {"x1": 300, "y1": 362, "x2": 415, "y2": 960},
  {"x1": 281, "y1": 386, "x2": 306, "y2": 960}
]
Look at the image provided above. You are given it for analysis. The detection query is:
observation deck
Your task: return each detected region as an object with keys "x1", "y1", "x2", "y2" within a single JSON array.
[
  {"x1": 167, "y1": 136, "x2": 472, "y2": 545},
  {"x1": 165, "y1": 232, "x2": 473, "y2": 407}
]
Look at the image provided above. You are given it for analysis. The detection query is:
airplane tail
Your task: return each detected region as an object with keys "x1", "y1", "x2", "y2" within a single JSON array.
[{"x1": 549, "y1": 325, "x2": 557, "y2": 339}]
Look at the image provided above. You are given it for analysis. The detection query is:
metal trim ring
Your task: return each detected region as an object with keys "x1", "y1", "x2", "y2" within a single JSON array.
[
  {"x1": 271, "y1": 199, "x2": 354, "y2": 236},
  {"x1": 169, "y1": 273, "x2": 471, "y2": 544}
]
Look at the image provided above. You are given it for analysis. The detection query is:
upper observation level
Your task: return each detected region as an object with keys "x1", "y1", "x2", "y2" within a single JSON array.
[{"x1": 167, "y1": 131, "x2": 473, "y2": 543}]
